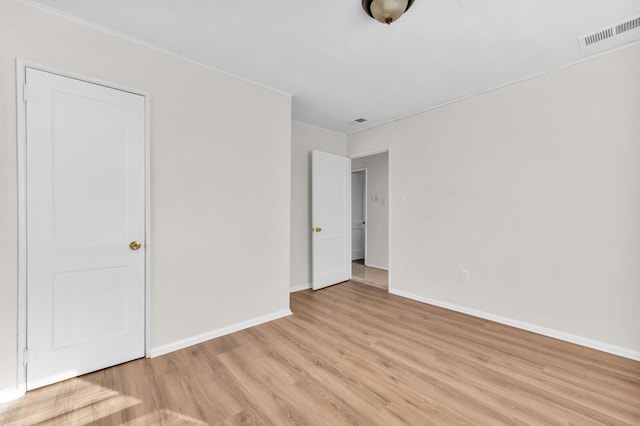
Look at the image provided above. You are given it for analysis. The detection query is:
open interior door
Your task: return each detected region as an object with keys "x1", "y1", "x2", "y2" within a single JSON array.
[{"x1": 312, "y1": 150, "x2": 351, "y2": 290}]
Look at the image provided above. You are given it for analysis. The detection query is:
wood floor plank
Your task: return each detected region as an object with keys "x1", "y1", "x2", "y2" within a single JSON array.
[{"x1": 1, "y1": 281, "x2": 638, "y2": 425}]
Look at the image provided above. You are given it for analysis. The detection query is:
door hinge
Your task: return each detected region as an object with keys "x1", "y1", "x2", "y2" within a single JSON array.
[
  {"x1": 23, "y1": 348, "x2": 36, "y2": 366},
  {"x1": 23, "y1": 84, "x2": 30, "y2": 103}
]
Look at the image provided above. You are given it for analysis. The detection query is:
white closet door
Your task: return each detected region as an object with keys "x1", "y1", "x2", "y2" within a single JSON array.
[{"x1": 25, "y1": 67, "x2": 146, "y2": 390}]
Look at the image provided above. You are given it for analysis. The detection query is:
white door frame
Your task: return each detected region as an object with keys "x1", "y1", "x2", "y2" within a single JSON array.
[
  {"x1": 15, "y1": 60, "x2": 151, "y2": 394},
  {"x1": 351, "y1": 168, "x2": 367, "y2": 264}
]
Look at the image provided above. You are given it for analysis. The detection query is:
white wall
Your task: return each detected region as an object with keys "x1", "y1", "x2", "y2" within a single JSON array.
[
  {"x1": 347, "y1": 44, "x2": 640, "y2": 356},
  {"x1": 290, "y1": 121, "x2": 346, "y2": 290},
  {"x1": 352, "y1": 152, "x2": 389, "y2": 270},
  {"x1": 0, "y1": 1, "x2": 291, "y2": 395}
]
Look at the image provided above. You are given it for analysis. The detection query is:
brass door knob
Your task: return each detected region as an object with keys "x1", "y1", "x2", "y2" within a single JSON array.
[
  {"x1": 129, "y1": 241, "x2": 142, "y2": 250},
  {"x1": 315, "y1": 227, "x2": 322, "y2": 232}
]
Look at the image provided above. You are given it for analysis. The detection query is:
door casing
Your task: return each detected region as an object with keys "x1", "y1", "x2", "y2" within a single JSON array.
[{"x1": 15, "y1": 60, "x2": 151, "y2": 395}]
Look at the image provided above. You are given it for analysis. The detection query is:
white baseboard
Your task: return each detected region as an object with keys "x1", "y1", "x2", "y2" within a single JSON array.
[
  {"x1": 149, "y1": 309, "x2": 292, "y2": 358},
  {"x1": 0, "y1": 387, "x2": 25, "y2": 403},
  {"x1": 389, "y1": 288, "x2": 640, "y2": 361},
  {"x1": 290, "y1": 283, "x2": 312, "y2": 293},
  {"x1": 365, "y1": 263, "x2": 388, "y2": 271}
]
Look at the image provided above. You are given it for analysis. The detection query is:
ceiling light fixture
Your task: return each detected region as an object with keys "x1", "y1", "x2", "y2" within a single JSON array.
[{"x1": 362, "y1": 0, "x2": 415, "y2": 25}]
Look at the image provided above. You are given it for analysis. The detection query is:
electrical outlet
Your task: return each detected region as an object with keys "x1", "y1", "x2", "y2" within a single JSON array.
[{"x1": 460, "y1": 269, "x2": 469, "y2": 283}]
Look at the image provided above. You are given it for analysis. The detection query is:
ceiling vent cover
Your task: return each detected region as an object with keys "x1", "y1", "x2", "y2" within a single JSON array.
[
  {"x1": 580, "y1": 27, "x2": 614, "y2": 47},
  {"x1": 579, "y1": 15, "x2": 640, "y2": 49},
  {"x1": 616, "y1": 17, "x2": 640, "y2": 35}
]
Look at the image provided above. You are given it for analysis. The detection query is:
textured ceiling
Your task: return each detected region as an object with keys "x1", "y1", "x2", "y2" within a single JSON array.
[{"x1": 22, "y1": 0, "x2": 640, "y2": 133}]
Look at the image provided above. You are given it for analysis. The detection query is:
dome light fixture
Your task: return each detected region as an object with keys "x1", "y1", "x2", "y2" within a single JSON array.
[{"x1": 362, "y1": 0, "x2": 415, "y2": 25}]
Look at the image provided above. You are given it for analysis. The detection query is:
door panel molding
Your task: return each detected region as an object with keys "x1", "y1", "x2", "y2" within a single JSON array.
[{"x1": 15, "y1": 60, "x2": 151, "y2": 394}]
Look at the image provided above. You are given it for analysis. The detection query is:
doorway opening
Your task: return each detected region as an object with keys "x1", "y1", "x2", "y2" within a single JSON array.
[
  {"x1": 350, "y1": 151, "x2": 389, "y2": 291},
  {"x1": 351, "y1": 169, "x2": 366, "y2": 262}
]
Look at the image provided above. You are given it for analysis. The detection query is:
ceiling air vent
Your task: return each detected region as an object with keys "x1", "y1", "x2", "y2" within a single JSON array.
[
  {"x1": 580, "y1": 27, "x2": 614, "y2": 47},
  {"x1": 578, "y1": 15, "x2": 640, "y2": 49},
  {"x1": 616, "y1": 17, "x2": 640, "y2": 35}
]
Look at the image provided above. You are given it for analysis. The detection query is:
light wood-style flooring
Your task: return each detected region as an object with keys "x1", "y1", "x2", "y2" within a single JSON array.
[
  {"x1": 1, "y1": 281, "x2": 639, "y2": 425},
  {"x1": 351, "y1": 260, "x2": 388, "y2": 290}
]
